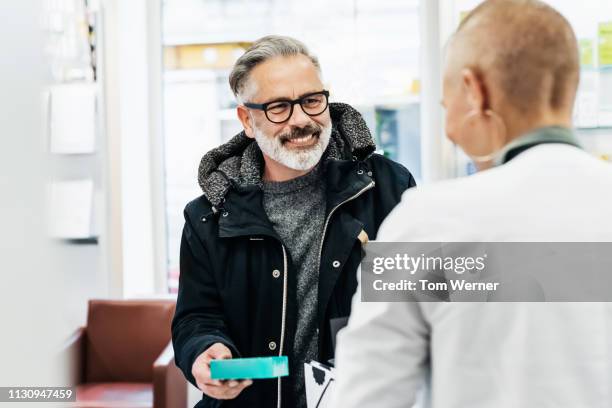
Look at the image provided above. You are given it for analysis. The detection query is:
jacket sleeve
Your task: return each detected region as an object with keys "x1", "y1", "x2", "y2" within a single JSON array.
[
  {"x1": 332, "y1": 293, "x2": 429, "y2": 407},
  {"x1": 171, "y1": 213, "x2": 240, "y2": 388}
]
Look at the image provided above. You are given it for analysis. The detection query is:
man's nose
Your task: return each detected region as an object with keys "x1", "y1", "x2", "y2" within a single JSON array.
[{"x1": 287, "y1": 104, "x2": 311, "y2": 127}]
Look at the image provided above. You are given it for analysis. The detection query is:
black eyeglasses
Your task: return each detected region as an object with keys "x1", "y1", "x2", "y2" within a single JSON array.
[{"x1": 243, "y1": 90, "x2": 330, "y2": 124}]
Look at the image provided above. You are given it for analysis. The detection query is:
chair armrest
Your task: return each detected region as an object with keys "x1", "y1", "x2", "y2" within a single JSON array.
[
  {"x1": 61, "y1": 327, "x2": 86, "y2": 385},
  {"x1": 153, "y1": 341, "x2": 187, "y2": 408}
]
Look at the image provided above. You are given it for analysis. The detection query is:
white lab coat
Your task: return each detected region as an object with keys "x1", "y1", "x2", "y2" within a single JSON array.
[{"x1": 333, "y1": 144, "x2": 612, "y2": 408}]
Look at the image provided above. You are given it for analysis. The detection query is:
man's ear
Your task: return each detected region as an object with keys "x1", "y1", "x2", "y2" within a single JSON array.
[
  {"x1": 237, "y1": 105, "x2": 255, "y2": 139},
  {"x1": 461, "y1": 68, "x2": 487, "y2": 112}
]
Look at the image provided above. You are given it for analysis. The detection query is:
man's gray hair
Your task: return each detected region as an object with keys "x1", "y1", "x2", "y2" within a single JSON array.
[{"x1": 229, "y1": 35, "x2": 321, "y2": 102}]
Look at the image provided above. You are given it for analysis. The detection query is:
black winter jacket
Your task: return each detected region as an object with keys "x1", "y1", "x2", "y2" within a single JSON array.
[{"x1": 172, "y1": 103, "x2": 416, "y2": 408}]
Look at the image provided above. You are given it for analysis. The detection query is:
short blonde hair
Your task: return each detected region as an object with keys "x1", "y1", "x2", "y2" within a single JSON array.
[{"x1": 456, "y1": 0, "x2": 579, "y2": 114}]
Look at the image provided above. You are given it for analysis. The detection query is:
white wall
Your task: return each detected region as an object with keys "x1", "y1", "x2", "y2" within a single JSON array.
[{"x1": 0, "y1": 0, "x2": 66, "y2": 386}]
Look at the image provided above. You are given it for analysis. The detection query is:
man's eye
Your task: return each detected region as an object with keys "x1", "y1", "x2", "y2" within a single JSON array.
[
  {"x1": 267, "y1": 102, "x2": 290, "y2": 113},
  {"x1": 303, "y1": 98, "x2": 322, "y2": 106}
]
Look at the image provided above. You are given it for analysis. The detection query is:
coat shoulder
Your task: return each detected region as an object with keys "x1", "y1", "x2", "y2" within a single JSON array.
[
  {"x1": 184, "y1": 194, "x2": 213, "y2": 219},
  {"x1": 366, "y1": 153, "x2": 416, "y2": 188},
  {"x1": 183, "y1": 194, "x2": 219, "y2": 240}
]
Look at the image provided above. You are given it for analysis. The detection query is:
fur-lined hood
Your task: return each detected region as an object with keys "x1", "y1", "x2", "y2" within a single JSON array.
[{"x1": 197, "y1": 102, "x2": 376, "y2": 208}]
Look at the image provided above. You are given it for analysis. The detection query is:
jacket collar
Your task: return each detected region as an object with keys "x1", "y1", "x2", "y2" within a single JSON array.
[
  {"x1": 217, "y1": 158, "x2": 374, "y2": 239},
  {"x1": 495, "y1": 126, "x2": 581, "y2": 166},
  {"x1": 197, "y1": 103, "x2": 376, "y2": 210}
]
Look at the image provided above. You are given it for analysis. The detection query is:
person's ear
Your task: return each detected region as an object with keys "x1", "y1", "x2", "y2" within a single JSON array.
[
  {"x1": 237, "y1": 105, "x2": 255, "y2": 139},
  {"x1": 461, "y1": 68, "x2": 487, "y2": 112}
]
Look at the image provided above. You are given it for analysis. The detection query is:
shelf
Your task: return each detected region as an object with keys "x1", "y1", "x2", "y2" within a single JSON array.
[
  {"x1": 57, "y1": 237, "x2": 99, "y2": 245},
  {"x1": 575, "y1": 126, "x2": 612, "y2": 132}
]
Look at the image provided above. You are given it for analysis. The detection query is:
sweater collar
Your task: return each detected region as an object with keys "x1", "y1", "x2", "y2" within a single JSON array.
[{"x1": 262, "y1": 161, "x2": 325, "y2": 195}]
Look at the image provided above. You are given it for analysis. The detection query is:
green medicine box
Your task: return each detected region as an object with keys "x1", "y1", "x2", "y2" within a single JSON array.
[{"x1": 210, "y1": 356, "x2": 289, "y2": 380}]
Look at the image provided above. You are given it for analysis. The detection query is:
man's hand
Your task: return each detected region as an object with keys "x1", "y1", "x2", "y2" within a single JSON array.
[{"x1": 192, "y1": 342, "x2": 253, "y2": 400}]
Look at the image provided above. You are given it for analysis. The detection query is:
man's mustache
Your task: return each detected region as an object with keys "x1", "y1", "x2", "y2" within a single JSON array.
[{"x1": 279, "y1": 124, "x2": 322, "y2": 144}]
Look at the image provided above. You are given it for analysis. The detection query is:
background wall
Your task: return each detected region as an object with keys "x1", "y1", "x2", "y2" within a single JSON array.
[{"x1": 0, "y1": 0, "x2": 67, "y2": 388}]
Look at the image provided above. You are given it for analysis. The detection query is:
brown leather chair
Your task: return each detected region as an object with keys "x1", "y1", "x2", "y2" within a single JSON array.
[{"x1": 64, "y1": 299, "x2": 187, "y2": 408}]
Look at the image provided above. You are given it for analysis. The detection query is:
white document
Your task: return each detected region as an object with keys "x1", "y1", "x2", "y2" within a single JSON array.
[
  {"x1": 47, "y1": 179, "x2": 95, "y2": 239},
  {"x1": 599, "y1": 71, "x2": 612, "y2": 127},
  {"x1": 304, "y1": 361, "x2": 335, "y2": 408},
  {"x1": 49, "y1": 83, "x2": 97, "y2": 154},
  {"x1": 574, "y1": 71, "x2": 599, "y2": 128}
]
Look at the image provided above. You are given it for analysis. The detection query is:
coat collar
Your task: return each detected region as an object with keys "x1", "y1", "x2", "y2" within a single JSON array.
[
  {"x1": 217, "y1": 158, "x2": 374, "y2": 239},
  {"x1": 197, "y1": 103, "x2": 376, "y2": 210},
  {"x1": 495, "y1": 126, "x2": 581, "y2": 166}
]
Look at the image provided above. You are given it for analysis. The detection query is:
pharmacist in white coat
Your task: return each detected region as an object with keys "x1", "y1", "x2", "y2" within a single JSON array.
[{"x1": 333, "y1": 1, "x2": 612, "y2": 407}]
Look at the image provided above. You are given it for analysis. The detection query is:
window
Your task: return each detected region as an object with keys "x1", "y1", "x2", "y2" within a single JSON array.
[{"x1": 161, "y1": 0, "x2": 422, "y2": 292}]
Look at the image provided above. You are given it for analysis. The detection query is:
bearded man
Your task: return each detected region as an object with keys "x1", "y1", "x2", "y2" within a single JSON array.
[{"x1": 171, "y1": 35, "x2": 416, "y2": 408}]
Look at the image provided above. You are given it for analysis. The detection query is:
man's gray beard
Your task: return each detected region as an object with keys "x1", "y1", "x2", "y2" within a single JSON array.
[{"x1": 253, "y1": 122, "x2": 332, "y2": 171}]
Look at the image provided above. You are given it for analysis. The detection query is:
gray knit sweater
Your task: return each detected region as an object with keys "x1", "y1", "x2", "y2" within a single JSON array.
[{"x1": 262, "y1": 163, "x2": 326, "y2": 408}]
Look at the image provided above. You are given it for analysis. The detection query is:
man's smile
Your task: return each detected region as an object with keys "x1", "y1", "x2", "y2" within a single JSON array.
[{"x1": 283, "y1": 131, "x2": 320, "y2": 149}]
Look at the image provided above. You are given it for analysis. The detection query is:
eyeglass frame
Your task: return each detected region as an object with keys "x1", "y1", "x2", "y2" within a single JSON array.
[{"x1": 242, "y1": 90, "x2": 330, "y2": 124}]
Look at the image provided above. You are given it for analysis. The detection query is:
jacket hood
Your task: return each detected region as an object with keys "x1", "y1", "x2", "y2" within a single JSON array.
[{"x1": 197, "y1": 102, "x2": 376, "y2": 208}]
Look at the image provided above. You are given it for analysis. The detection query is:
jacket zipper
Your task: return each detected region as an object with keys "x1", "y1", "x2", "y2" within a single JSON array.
[
  {"x1": 277, "y1": 179, "x2": 374, "y2": 408},
  {"x1": 316, "y1": 180, "x2": 375, "y2": 273},
  {"x1": 277, "y1": 244, "x2": 288, "y2": 408},
  {"x1": 314, "y1": 179, "x2": 375, "y2": 357}
]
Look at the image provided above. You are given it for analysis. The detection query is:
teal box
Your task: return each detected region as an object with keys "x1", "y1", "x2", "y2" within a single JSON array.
[{"x1": 210, "y1": 356, "x2": 289, "y2": 380}]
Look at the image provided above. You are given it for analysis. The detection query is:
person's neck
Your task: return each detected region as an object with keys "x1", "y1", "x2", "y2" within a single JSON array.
[
  {"x1": 261, "y1": 154, "x2": 314, "y2": 182},
  {"x1": 504, "y1": 111, "x2": 572, "y2": 144},
  {"x1": 475, "y1": 109, "x2": 572, "y2": 172}
]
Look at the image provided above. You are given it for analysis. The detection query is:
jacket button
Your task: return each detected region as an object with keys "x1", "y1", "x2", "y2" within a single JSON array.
[
  {"x1": 268, "y1": 341, "x2": 277, "y2": 351},
  {"x1": 332, "y1": 260, "x2": 341, "y2": 268},
  {"x1": 272, "y1": 269, "x2": 281, "y2": 278}
]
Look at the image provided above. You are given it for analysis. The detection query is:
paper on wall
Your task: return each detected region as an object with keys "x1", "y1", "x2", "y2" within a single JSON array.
[
  {"x1": 574, "y1": 70, "x2": 600, "y2": 128},
  {"x1": 599, "y1": 22, "x2": 612, "y2": 68},
  {"x1": 47, "y1": 179, "x2": 95, "y2": 239},
  {"x1": 49, "y1": 83, "x2": 97, "y2": 154},
  {"x1": 598, "y1": 70, "x2": 612, "y2": 127}
]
